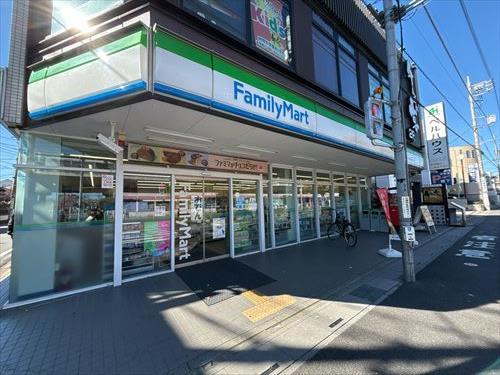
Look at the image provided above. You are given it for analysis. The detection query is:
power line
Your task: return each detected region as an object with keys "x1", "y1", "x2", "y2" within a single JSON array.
[
  {"x1": 422, "y1": 6, "x2": 494, "y2": 135},
  {"x1": 400, "y1": 50, "x2": 497, "y2": 167},
  {"x1": 421, "y1": 5, "x2": 497, "y2": 165},
  {"x1": 409, "y1": 19, "x2": 468, "y2": 105},
  {"x1": 459, "y1": 0, "x2": 500, "y2": 115}
]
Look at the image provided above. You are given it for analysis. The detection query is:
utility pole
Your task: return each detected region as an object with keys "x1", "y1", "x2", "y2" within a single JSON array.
[
  {"x1": 411, "y1": 64, "x2": 431, "y2": 185},
  {"x1": 383, "y1": 0, "x2": 415, "y2": 282},
  {"x1": 466, "y1": 76, "x2": 491, "y2": 210}
]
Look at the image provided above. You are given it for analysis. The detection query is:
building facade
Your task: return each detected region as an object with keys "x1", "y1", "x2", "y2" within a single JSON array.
[
  {"x1": 4, "y1": 0, "x2": 424, "y2": 305},
  {"x1": 449, "y1": 145, "x2": 480, "y2": 184}
]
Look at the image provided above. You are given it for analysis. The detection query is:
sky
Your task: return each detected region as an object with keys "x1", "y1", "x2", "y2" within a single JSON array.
[
  {"x1": 0, "y1": 0, "x2": 498, "y2": 179},
  {"x1": 372, "y1": 0, "x2": 500, "y2": 175},
  {"x1": 0, "y1": 0, "x2": 15, "y2": 181}
]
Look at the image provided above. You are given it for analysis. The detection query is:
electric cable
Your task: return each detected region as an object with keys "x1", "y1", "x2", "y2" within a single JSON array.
[
  {"x1": 423, "y1": 4, "x2": 497, "y2": 157},
  {"x1": 459, "y1": 0, "x2": 500, "y2": 116},
  {"x1": 400, "y1": 50, "x2": 498, "y2": 167}
]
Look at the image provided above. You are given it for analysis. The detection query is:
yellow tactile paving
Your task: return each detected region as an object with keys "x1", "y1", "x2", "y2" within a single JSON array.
[
  {"x1": 242, "y1": 290, "x2": 269, "y2": 305},
  {"x1": 242, "y1": 294, "x2": 296, "y2": 323}
]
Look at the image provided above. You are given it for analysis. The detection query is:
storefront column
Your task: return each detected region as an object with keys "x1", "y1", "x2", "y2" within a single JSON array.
[
  {"x1": 293, "y1": 168, "x2": 300, "y2": 243},
  {"x1": 113, "y1": 151, "x2": 124, "y2": 287},
  {"x1": 314, "y1": 182, "x2": 320, "y2": 239},
  {"x1": 170, "y1": 175, "x2": 176, "y2": 270},
  {"x1": 345, "y1": 181, "x2": 351, "y2": 222},
  {"x1": 257, "y1": 178, "x2": 266, "y2": 252},
  {"x1": 229, "y1": 177, "x2": 235, "y2": 258},
  {"x1": 269, "y1": 168, "x2": 276, "y2": 248}
]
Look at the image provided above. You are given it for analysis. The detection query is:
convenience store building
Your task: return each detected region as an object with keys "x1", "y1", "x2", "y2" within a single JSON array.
[{"x1": 3, "y1": 0, "x2": 424, "y2": 305}]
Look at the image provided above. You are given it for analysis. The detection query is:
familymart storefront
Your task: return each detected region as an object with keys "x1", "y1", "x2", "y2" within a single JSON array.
[
  {"x1": 9, "y1": 132, "x2": 375, "y2": 305},
  {"x1": 9, "y1": 25, "x2": 423, "y2": 305}
]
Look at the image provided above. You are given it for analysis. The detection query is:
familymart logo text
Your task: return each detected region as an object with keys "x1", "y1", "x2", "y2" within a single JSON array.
[{"x1": 233, "y1": 81, "x2": 310, "y2": 126}]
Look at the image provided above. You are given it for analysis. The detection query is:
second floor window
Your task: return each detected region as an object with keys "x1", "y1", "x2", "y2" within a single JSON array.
[
  {"x1": 312, "y1": 13, "x2": 359, "y2": 106},
  {"x1": 184, "y1": 0, "x2": 247, "y2": 41}
]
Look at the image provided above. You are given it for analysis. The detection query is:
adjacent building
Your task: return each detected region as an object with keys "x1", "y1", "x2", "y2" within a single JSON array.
[
  {"x1": 449, "y1": 145, "x2": 480, "y2": 184},
  {"x1": 1, "y1": 0, "x2": 424, "y2": 305}
]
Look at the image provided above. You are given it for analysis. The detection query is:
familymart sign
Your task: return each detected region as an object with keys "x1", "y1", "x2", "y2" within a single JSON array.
[{"x1": 213, "y1": 74, "x2": 315, "y2": 134}]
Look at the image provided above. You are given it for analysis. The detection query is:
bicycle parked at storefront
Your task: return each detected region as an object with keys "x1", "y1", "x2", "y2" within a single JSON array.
[{"x1": 326, "y1": 208, "x2": 357, "y2": 247}]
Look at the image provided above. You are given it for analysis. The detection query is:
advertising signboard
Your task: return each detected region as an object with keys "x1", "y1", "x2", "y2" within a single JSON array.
[
  {"x1": 468, "y1": 163, "x2": 479, "y2": 182},
  {"x1": 424, "y1": 102, "x2": 450, "y2": 170},
  {"x1": 250, "y1": 0, "x2": 290, "y2": 64},
  {"x1": 128, "y1": 143, "x2": 268, "y2": 174},
  {"x1": 430, "y1": 169, "x2": 452, "y2": 186},
  {"x1": 376, "y1": 188, "x2": 397, "y2": 234}
]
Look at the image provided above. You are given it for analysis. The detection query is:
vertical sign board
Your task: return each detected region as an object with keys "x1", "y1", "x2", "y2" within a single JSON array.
[{"x1": 424, "y1": 102, "x2": 451, "y2": 171}]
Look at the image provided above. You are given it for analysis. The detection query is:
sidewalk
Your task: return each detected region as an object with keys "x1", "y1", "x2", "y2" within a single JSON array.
[{"x1": 0, "y1": 217, "x2": 485, "y2": 375}]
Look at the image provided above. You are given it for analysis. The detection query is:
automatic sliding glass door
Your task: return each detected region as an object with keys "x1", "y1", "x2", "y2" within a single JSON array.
[{"x1": 175, "y1": 177, "x2": 229, "y2": 266}]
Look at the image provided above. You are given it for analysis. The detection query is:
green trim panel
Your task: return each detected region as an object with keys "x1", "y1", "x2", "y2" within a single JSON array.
[
  {"x1": 29, "y1": 27, "x2": 148, "y2": 84},
  {"x1": 155, "y1": 30, "x2": 212, "y2": 69}
]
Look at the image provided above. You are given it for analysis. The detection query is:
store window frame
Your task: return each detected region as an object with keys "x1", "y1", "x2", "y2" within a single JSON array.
[
  {"x1": 295, "y1": 167, "x2": 317, "y2": 242},
  {"x1": 11, "y1": 132, "x2": 119, "y2": 304},
  {"x1": 316, "y1": 170, "x2": 333, "y2": 238},
  {"x1": 270, "y1": 164, "x2": 298, "y2": 248},
  {"x1": 312, "y1": 12, "x2": 360, "y2": 106}
]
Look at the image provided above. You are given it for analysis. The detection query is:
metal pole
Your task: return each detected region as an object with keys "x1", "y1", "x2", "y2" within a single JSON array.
[
  {"x1": 466, "y1": 75, "x2": 490, "y2": 210},
  {"x1": 383, "y1": 0, "x2": 415, "y2": 282},
  {"x1": 411, "y1": 64, "x2": 431, "y2": 185},
  {"x1": 460, "y1": 158, "x2": 467, "y2": 201}
]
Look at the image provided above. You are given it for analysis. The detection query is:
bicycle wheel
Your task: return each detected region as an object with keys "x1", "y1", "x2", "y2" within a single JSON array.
[
  {"x1": 343, "y1": 224, "x2": 357, "y2": 247},
  {"x1": 327, "y1": 222, "x2": 335, "y2": 239}
]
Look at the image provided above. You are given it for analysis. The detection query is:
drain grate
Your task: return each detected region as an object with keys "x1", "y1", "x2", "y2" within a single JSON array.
[
  {"x1": 329, "y1": 318, "x2": 343, "y2": 328},
  {"x1": 261, "y1": 363, "x2": 279, "y2": 375}
]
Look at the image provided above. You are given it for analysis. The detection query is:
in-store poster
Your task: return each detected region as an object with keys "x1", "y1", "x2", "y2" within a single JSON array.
[
  {"x1": 212, "y1": 217, "x2": 226, "y2": 239},
  {"x1": 143, "y1": 220, "x2": 171, "y2": 256},
  {"x1": 251, "y1": 0, "x2": 289, "y2": 63}
]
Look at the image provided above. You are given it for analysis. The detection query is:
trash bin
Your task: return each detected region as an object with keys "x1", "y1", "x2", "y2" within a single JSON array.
[{"x1": 448, "y1": 208, "x2": 466, "y2": 226}]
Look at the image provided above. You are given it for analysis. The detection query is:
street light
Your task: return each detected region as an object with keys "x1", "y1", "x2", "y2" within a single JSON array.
[{"x1": 458, "y1": 154, "x2": 468, "y2": 201}]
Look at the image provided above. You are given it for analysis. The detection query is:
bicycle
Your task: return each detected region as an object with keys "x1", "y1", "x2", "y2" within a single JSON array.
[{"x1": 326, "y1": 208, "x2": 357, "y2": 247}]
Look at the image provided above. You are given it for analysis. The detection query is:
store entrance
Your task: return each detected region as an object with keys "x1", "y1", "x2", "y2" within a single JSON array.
[{"x1": 175, "y1": 177, "x2": 230, "y2": 266}]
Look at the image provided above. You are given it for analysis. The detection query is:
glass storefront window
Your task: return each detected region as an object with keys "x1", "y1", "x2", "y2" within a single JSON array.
[
  {"x1": 297, "y1": 182, "x2": 316, "y2": 241},
  {"x1": 273, "y1": 182, "x2": 297, "y2": 246},
  {"x1": 19, "y1": 133, "x2": 116, "y2": 170},
  {"x1": 11, "y1": 168, "x2": 115, "y2": 302},
  {"x1": 318, "y1": 184, "x2": 332, "y2": 236},
  {"x1": 332, "y1": 173, "x2": 345, "y2": 184},
  {"x1": 347, "y1": 175, "x2": 357, "y2": 185},
  {"x1": 272, "y1": 167, "x2": 293, "y2": 180},
  {"x1": 122, "y1": 175, "x2": 172, "y2": 278},
  {"x1": 296, "y1": 169, "x2": 313, "y2": 182},
  {"x1": 334, "y1": 185, "x2": 347, "y2": 220},
  {"x1": 316, "y1": 172, "x2": 331, "y2": 183},
  {"x1": 348, "y1": 186, "x2": 360, "y2": 228},
  {"x1": 233, "y1": 180, "x2": 260, "y2": 255}
]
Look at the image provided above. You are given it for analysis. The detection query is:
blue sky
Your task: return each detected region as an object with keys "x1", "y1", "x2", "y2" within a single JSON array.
[
  {"x1": 0, "y1": 0, "x2": 498, "y2": 179},
  {"x1": 1, "y1": 0, "x2": 15, "y2": 181}
]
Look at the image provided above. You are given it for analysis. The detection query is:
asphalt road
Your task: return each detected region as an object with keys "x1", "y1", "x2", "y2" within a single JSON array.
[{"x1": 295, "y1": 213, "x2": 500, "y2": 375}]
